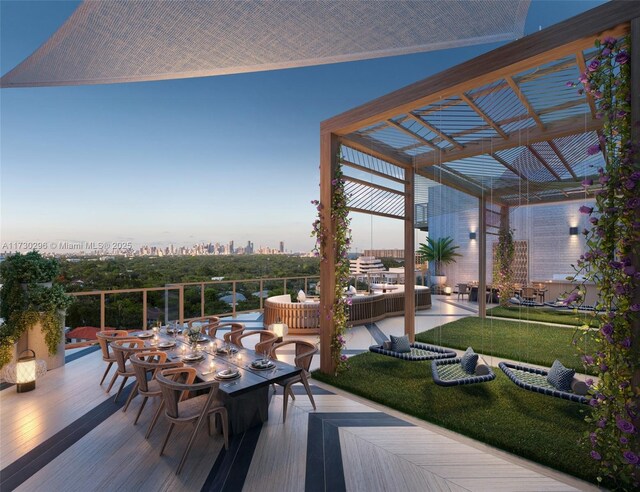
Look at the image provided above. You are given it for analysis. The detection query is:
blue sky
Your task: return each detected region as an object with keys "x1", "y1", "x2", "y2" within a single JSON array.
[{"x1": 0, "y1": 0, "x2": 603, "y2": 253}]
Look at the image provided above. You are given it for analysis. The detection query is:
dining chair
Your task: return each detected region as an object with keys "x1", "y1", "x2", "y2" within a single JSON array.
[
  {"x1": 234, "y1": 330, "x2": 278, "y2": 356},
  {"x1": 270, "y1": 340, "x2": 317, "y2": 423},
  {"x1": 457, "y1": 284, "x2": 469, "y2": 300},
  {"x1": 110, "y1": 338, "x2": 149, "y2": 404},
  {"x1": 96, "y1": 330, "x2": 133, "y2": 387},
  {"x1": 187, "y1": 316, "x2": 220, "y2": 333},
  {"x1": 128, "y1": 351, "x2": 183, "y2": 436},
  {"x1": 156, "y1": 367, "x2": 229, "y2": 475},
  {"x1": 221, "y1": 322, "x2": 245, "y2": 343},
  {"x1": 202, "y1": 321, "x2": 220, "y2": 338},
  {"x1": 521, "y1": 287, "x2": 537, "y2": 302}
]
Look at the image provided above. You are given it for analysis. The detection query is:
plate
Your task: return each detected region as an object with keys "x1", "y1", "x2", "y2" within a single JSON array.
[
  {"x1": 251, "y1": 360, "x2": 275, "y2": 370},
  {"x1": 215, "y1": 370, "x2": 240, "y2": 380},
  {"x1": 136, "y1": 332, "x2": 154, "y2": 338},
  {"x1": 217, "y1": 347, "x2": 238, "y2": 355},
  {"x1": 158, "y1": 341, "x2": 176, "y2": 349},
  {"x1": 182, "y1": 354, "x2": 204, "y2": 362}
]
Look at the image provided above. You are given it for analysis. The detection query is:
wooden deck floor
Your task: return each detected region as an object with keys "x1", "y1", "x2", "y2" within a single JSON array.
[{"x1": 0, "y1": 345, "x2": 594, "y2": 491}]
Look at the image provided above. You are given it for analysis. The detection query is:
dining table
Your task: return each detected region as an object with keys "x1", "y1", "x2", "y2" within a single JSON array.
[{"x1": 130, "y1": 327, "x2": 302, "y2": 434}]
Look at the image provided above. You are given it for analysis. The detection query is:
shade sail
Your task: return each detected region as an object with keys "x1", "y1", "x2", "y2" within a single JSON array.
[{"x1": 1, "y1": 0, "x2": 530, "y2": 88}]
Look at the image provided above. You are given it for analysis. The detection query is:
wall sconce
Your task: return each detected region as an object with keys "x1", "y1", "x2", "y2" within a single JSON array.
[
  {"x1": 469, "y1": 232, "x2": 477, "y2": 240},
  {"x1": 569, "y1": 227, "x2": 578, "y2": 236}
]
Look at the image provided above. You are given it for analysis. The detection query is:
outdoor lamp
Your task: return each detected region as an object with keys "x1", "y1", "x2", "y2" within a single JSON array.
[
  {"x1": 569, "y1": 227, "x2": 578, "y2": 236},
  {"x1": 16, "y1": 349, "x2": 37, "y2": 393},
  {"x1": 270, "y1": 322, "x2": 289, "y2": 342},
  {"x1": 469, "y1": 232, "x2": 477, "y2": 240}
]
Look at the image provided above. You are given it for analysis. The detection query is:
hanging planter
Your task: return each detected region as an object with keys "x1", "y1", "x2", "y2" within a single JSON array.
[
  {"x1": 311, "y1": 151, "x2": 352, "y2": 374},
  {"x1": 568, "y1": 35, "x2": 639, "y2": 488}
]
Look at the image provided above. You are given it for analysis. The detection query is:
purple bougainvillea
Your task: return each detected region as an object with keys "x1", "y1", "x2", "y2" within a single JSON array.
[{"x1": 571, "y1": 34, "x2": 639, "y2": 488}]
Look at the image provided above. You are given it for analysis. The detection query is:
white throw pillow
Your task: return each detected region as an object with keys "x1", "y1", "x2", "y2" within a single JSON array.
[{"x1": 297, "y1": 290, "x2": 306, "y2": 302}]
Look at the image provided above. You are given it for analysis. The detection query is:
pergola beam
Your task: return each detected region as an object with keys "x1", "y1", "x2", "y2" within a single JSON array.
[
  {"x1": 575, "y1": 52, "x2": 597, "y2": 118},
  {"x1": 386, "y1": 119, "x2": 439, "y2": 151},
  {"x1": 547, "y1": 140, "x2": 578, "y2": 179},
  {"x1": 339, "y1": 134, "x2": 412, "y2": 169},
  {"x1": 341, "y1": 159, "x2": 407, "y2": 185},
  {"x1": 459, "y1": 93, "x2": 508, "y2": 139},
  {"x1": 505, "y1": 76, "x2": 544, "y2": 130},
  {"x1": 491, "y1": 152, "x2": 529, "y2": 181},
  {"x1": 343, "y1": 175, "x2": 405, "y2": 196},
  {"x1": 405, "y1": 113, "x2": 464, "y2": 149},
  {"x1": 321, "y1": 2, "x2": 635, "y2": 135},
  {"x1": 347, "y1": 207, "x2": 404, "y2": 221},
  {"x1": 415, "y1": 114, "x2": 602, "y2": 166},
  {"x1": 527, "y1": 145, "x2": 561, "y2": 181}
]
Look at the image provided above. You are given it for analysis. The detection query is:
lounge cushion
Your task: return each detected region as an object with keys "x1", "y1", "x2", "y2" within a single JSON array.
[
  {"x1": 390, "y1": 335, "x2": 411, "y2": 353},
  {"x1": 475, "y1": 357, "x2": 491, "y2": 376},
  {"x1": 369, "y1": 342, "x2": 457, "y2": 361},
  {"x1": 460, "y1": 347, "x2": 478, "y2": 374},
  {"x1": 571, "y1": 378, "x2": 589, "y2": 396},
  {"x1": 546, "y1": 359, "x2": 575, "y2": 392}
]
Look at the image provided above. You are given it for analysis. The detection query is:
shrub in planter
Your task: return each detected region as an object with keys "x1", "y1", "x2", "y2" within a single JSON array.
[{"x1": 0, "y1": 251, "x2": 73, "y2": 369}]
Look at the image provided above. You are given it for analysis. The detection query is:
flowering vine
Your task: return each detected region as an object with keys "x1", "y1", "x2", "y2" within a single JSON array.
[
  {"x1": 311, "y1": 153, "x2": 352, "y2": 373},
  {"x1": 568, "y1": 35, "x2": 639, "y2": 488},
  {"x1": 493, "y1": 226, "x2": 515, "y2": 308}
]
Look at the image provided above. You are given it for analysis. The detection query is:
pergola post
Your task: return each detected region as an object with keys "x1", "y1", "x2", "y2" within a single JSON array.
[
  {"x1": 404, "y1": 166, "x2": 415, "y2": 342},
  {"x1": 630, "y1": 16, "x2": 640, "y2": 443},
  {"x1": 319, "y1": 132, "x2": 339, "y2": 374},
  {"x1": 478, "y1": 196, "x2": 487, "y2": 318}
]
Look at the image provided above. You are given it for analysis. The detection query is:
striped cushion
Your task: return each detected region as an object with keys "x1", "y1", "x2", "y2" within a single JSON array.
[
  {"x1": 460, "y1": 347, "x2": 478, "y2": 374},
  {"x1": 546, "y1": 359, "x2": 575, "y2": 392},
  {"x1": 390, "y1": 335, "x2": 411, "y2": 353}
]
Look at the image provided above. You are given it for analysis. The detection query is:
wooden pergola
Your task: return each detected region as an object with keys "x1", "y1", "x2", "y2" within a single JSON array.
[{"x1": 318, "y1": 1, "x2": 640, "y2": 374}]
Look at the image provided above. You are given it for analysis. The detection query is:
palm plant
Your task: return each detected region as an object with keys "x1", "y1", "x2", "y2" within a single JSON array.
[{"x1": 417, "y1": 237, "x2": 461, "y2": 276}]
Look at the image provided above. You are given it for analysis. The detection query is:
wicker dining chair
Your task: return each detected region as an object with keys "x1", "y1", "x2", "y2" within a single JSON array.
[
  {"x1": 96, "y1": 330, "x2": 132, "y2": 387},
  {"x1": 235, "y1": 330, "x2": 278, "y2": 356},
  {"x1": 156, "y1": 367, "x2": 229, "y2": 475},
  {"x1": 521, "y1": 287, "x2": 537, "y2": 302},
  {"x1": 270, "y1": 340, "x2": 317, "y2": 423},
  {"x1": 202, "y1": 322, "x2": 220, "y2": 339},
  {"x1": 110, "y1": 339, "x2": 149, "y2": 404},
  {"x1": 457, "y1": 284, "x2": 470, "y2": 300},
  {"x1": 221, "y1": 322, "x2": 245, "y2": 343},
  {"x1": 187, "y1": 316, "x2": 220, "y2": 333},
  {"x1": 128, "y1": 351, "x2": 183, "y2": 435}
]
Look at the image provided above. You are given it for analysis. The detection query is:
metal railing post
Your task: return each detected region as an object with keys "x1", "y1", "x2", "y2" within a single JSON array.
[
  {"x1": 100, "y1": 293, "x2": 106, "y2": 330},
  {"x1": 260, "y1": 279, "x2": 264, "y2": 310},
  {"x1": 232, "y1": 281, "x2": 237, "y2": 318},
  {"x1": 178, "y1": 286, "x2": 184, "y2": 326},
  {"x1": 142, "y1": 290, "x2": 148, "y2": 328},
  {"x1": 201, "y1": 282, "x2": 205, "y2": 317}
]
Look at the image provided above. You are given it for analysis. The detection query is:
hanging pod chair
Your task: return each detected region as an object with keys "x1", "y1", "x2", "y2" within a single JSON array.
[
  {"x1": 431, "y1": 348, "x2": 496, "y2": 387},
  {"x1": 499, "y1": 361, "x2": 589, "y2": 404},
  {"x1": 369, "y1": 341, "x2": 456, "y2": 361}
]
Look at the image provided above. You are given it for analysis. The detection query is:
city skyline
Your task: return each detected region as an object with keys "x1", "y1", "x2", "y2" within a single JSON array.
[
  {"x1": 0, "y1": 238, "x2": 295, "y2": 257},
  {"x1": 0, "y1": 1, "x2": 603, "y2": 252}
]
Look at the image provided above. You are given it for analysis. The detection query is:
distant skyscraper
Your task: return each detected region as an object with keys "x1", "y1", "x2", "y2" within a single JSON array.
[
  {"x1": 229, "y1": 240, "x2": 234, "y2": 254},
  {"x1": 279, "y1": 241, "x2": 284, "y2": 253}
]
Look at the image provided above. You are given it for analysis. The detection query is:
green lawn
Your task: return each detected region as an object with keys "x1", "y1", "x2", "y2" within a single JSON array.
[
  {"x1": 415, "y1": 316, "x2": 596, "y2": 373},
  {"x1": 313, "y1": 352, "x2": 600, "y2": 485},
  {"x1": 487, "y1": 305, "x2": 601, "y2": 328}
]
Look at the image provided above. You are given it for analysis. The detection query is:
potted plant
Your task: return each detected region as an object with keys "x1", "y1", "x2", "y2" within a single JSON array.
[
  {"x1": 0, "y1": 251, "x2": 73, "y2": 370},
  {"x1": 417, "y1": 237, "x2": 461, "y2": 288}
]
